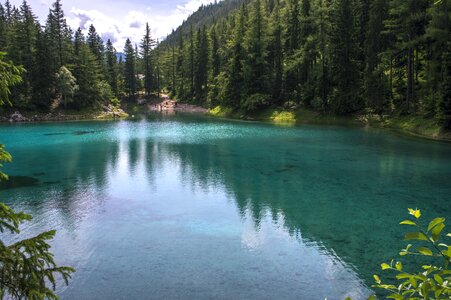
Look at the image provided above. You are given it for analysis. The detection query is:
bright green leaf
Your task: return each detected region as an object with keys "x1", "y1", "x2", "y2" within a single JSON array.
[
  {"x1": 374, "y1": 275, "x2": 381, "y2": 284},
  {"x1": 405, "y1": 232, "x2": 428, "y2": 241},
  {"x1": 434, "y1": 274, "x2": 443, "y2": 284},
  {"x1": 381, "y1": 263, "x2": 391, "y2": 270},
  {"x1": 395, "y1": 262, "x2": 403, "y2": 271},
  {"x1": 428, "y1": 217, "x2": 445, "y2": 232},
  {"x1": 400, "y1": 220, "x2": 416, "y2": 226},
  {"x1": 431, "y1": 223, "x2": 445, "y2": 241},
  {"x1": 417, "y1": 247, "x2": 433, "y2": 256}
]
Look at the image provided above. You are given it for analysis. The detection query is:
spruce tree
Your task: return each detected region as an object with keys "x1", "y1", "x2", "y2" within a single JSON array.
[
  {"x1": 270, "y1": 1, "x2": 283, "y2": 101},
  {"x1": 140, "y1": 23, "x2": 155, "y2": 96},
  {"x1": 194, "y1": 26, "x2": 209, "y2": 104},
  {"x1": 123, "y1": 38, "x2": 136, "y2": 98},
  {"x1": 364, "y1": 0, "x2": 389, "y2": 113},
  {"x1": 223, "y1": 5, "x2": 246, "y2": 107},
  {"x1": 87, "y1": 24, "x2": 104, "y2": 65},
  {"x1": 329, "y1": 0, "x2": 362, "y2": 114},
  {"x1": 243, "y1": 0, "x2": 269, "y2": 98},
  {"x1": 105, "y1": 39, "x2": 118, "y2": 97}
]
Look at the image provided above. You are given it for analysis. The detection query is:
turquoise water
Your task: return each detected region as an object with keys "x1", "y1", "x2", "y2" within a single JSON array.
[{"x1": 0, "y1": 114, "x2": 450, "y2": 299}]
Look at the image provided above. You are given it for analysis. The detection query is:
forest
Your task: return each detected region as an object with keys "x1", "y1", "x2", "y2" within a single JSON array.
[{"x1": 0, "y1": 0, "x2": 450, "y2": 128}]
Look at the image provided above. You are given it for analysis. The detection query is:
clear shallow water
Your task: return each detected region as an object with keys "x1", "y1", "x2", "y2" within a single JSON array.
[{"x1": 0, "y1": 114, "x2": 450, "y2": 300}]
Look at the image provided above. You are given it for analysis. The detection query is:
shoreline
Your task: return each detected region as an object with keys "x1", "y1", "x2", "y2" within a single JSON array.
[
  {"x1": 207, "y1": 106, "x2": 451, "y2": 143},
  {"x1": 2, "y1": 101, "x2": 450, "y2": 143}
]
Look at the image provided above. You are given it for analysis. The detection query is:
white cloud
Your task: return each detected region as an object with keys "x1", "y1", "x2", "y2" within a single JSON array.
[{"x1": 66, "y1": 0, "x2": 216, "y2": 51}]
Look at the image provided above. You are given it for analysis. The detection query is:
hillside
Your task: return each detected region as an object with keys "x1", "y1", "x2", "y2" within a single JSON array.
[{"x1": 161, "y1": 0, "x2": 247, "y2": 46}]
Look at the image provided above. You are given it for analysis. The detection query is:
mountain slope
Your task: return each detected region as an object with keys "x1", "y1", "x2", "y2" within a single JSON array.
[{"x1": 162, "y1": 0, "x2": 248, "y2": 46}]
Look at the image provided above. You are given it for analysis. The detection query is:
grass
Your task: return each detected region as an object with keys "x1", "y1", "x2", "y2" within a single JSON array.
[
  {"x1": 376, "y1": 115, "x2": 450, "y2": 141},
  {"x1": 207, "y1": 105, "x2": 451, "y2": 142},
  {"x1": 208, "y1": 106, "x2": 234, "y2": 117}
]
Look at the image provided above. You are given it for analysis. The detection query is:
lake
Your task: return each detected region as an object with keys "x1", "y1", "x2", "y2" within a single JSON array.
[{"x1": 1, "y1": 114, "x2": 450, "y2": 299}]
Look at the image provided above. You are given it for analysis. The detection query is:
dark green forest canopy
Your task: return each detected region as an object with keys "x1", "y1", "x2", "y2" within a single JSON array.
[
  {"x1": 158, "y1": 0, "x2": 451, "y2": 128},
  {"x1": 0, "y1": 0, "x2": 450, "y2": 128}
]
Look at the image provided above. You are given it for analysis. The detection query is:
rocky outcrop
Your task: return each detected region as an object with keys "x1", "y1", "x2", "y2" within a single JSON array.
[{"x1": 9, "y1": 111, "x2": 28, "y2": 122}]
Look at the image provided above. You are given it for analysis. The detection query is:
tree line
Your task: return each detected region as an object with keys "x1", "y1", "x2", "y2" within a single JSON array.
[
  {"x1": 0, "y1": 0, "x2": 160, "y2": 111},
  {"x1": 157, "y1": 0, "x2": 450, "y2": 128}
]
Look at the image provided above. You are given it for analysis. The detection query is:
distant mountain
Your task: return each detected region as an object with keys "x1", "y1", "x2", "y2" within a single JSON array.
[
  {"x1": 162, "y1": 0, "x2": 248, "y2": 46},
  {"x1": 116, "y1": 52, "x2": 126, "y2": 62}
]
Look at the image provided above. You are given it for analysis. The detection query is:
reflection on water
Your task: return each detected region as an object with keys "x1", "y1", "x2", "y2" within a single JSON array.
[{"x1": 1, "y1": 114, "x2": 450, "y2": 299}]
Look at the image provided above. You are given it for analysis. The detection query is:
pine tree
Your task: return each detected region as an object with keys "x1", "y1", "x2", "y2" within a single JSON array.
[
  {"x1": 45, "y1": 0, "x2": 71, "y2": 68},
  {"x1": 105, "y1": 39, "x2": 118, "y2": 96},
  {"x1": 364, "y1": 0, "x2": 389, "y2": 113},
  {"x1": 0, "y1": 4, "x2": 7, "y2": 51},
  {"x1": 189, "y1": 25, "x2": 195, "y2": 100},
  {"x1": 87, "y1": 24, "x2": 104, "y2": 64},
  {"x1": 427, "y1": 0, "x2": 451, "y2": 127},
  {"x1": 329, "y1": 0, "x2": 362, "y2": 114},
  {"x1": 285, "y1": 0, "x2": 300, "y2": 54},
  {"x1": 140, "y1": 23, "x2": 155, "y2": 96},
  {"x1": 31, "y1": 29, "x2": 53, "y2": 109},
  {"x1": 270, "y1": 1, "x2": 283, "y2": 100},
  {"x1": 386, "y1": 0, "x2": 430, "y2": 112},
  {"x1": 210, "y1": 26, "x2": 220, "y2": 79},
  {"x1": 123, "y1": 38, "x2": 136, "y2": 98},
  {"x1": 243, "y1": 0, "x2": 269, "y2": 98},
  {"x1": 194, "y1": 26, "x2": 209, "y2": 104},
  {"x1": 175, "y1": 30, "x2": 186, "y2": 100}
]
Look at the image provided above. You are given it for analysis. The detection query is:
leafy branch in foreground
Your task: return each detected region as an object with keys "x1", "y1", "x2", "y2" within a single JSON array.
[
  {"x1": 0, "y1": 174, "x2": 75, "y2": 300},
  {"x1": 0, "y1": 55, "x2": 75, "y2": 299},
  {"x1": 372, "y1": 208, "x2": 450, "y2": 299}
]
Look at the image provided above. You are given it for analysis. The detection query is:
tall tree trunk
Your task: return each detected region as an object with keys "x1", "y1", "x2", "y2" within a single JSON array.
[{"x1": 406, "y1": 48, "x2": 414, "y2": 112}]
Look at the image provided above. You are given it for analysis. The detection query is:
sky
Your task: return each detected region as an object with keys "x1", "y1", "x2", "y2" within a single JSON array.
[{"x1": 9, "y1": 0, "x2": 217, "y2": 50}]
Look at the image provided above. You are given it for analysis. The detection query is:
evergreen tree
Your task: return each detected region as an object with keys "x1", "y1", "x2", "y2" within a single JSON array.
[
  {"x1": 364, "y1": 0, "x2": 389, "y2": 113},
  {"x1": 140, "y1": 23, "x2": 155, "y2": 96},
  {"x1": 175, "y1": 30, "x2": 186, "y2": 99},
  {"x1": 105, "y1": 39, "x2": 118, "y2": 97},
  {"x1": 329, "y1": 0, "x2": 362, "y2": 114},
  {"x1": 45, "y1": 0, "x2": 71, "y2": 68},
  {"x1": 123, "y1": 38, "x2": 136, "y2": 98},
  {"x1": 386, "y1": 0, "x2": 430, "y2": 112},
  {"x1": 194, "y1": 26, "x2": 209, "y2": 103},
  {"x1": 243, "y1": 0, "x2": 269, "y2": 97},
  {"x1": 31, "y1": 29, "x2": 53, "y2": 109},
  {"x1": 189, "y1": 25, "x2": 195, "y2": 100},
  {"x1": 222, "y1": 5, "x2": 246, "y2": 107},
  {"x1": 269, "y1": 1, "x2": 283, "y2": 100},
  {"x1": 0, "y1": 4, "x2": 7, "y2": 51},
  {"x1": 87, "y1": 24, "x2": 104, "y2": 64}
]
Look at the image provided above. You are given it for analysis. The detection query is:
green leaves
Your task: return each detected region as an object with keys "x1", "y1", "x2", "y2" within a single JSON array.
[
  {"x1": 373, "y1": 208, "x2": 450, "y2": 299},
  {"x1": 428, "y1": 217, "x2": 445, "y2": 232},
  {"x1": 400, "y1": 220, "x2": 416, "y2": 226},
  {"x1": 405, "y1": 232, "x2": 428, "y2": 241},
  {"x1": 0, "y1": 148, "x2": 75, "y2": 299},
  {"x1": 416, "y1": 247, "x2": 433, "y2": 256}
]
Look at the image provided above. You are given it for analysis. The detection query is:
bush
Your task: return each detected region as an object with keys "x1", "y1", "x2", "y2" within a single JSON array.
[
  {"x1": 241, "y1": 93, "x2": 270, "y2": 112},
  {"x1": 371, "y1": 208, "x2": 450, "y2": 299}
]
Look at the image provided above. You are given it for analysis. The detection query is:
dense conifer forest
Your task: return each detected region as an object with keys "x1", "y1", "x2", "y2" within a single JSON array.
[{"x1": 0, "y1": 0, "x2": 450, "y2": 128}]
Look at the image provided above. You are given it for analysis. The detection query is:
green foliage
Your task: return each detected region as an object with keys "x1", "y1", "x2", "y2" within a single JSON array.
[
  {"x1": 0, "y1": 144, "x2": 11, "y2": 181},
  {"x1": 0, "y1": 200, "x2": 75, "y2": 300},
  {"x1": 123, "y1": 38, "x2": 136, "y2": 98},
  {"x1": 0, "y1": 57, "x2": 74, "y2": 299},
  {"x1": 0, "y1": 52, "x2": 24, "y2": 106},
  {"x1": 241, "y1": 93, "x2": 270, "y2": 112},
  {"x1": 372, "y1": 208, "x2": 450, "y2": 299},
  {"x1": 55, "y1": 66, "x2": 78, "y2": 108}
]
